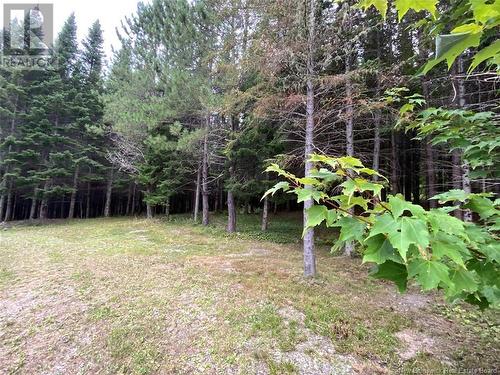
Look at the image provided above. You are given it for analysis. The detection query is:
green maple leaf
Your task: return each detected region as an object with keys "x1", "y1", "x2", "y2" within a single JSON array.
[
  {"x1": 370, "y1": 260, "x2": 408, "y2": 292},
  {"x1": 481, "y1": 285, "x2": 500, "y2": 308},
  {"x1": 325, "y1": 209, "x2": 339, "y2": 227},
  {"x1": 363, "y1": 234, "x2": 403, "y2": 265},
  {"x1": 395, "y1": 0, "x2": 437, "y2": 21},
  {"x1": 468, "y1": 39, "x2": 500, "y2": 73},
  {"x1": 427, "y1": 209, "x2": 467, "y2": 238},
  {"x1": 368, "y1": 212, "x2": 399, "y2": 238},
  {"x1": 306, "y1": 205, "x2": 328, "y2": 229},
  {"x1": 408, "y1": 259, "x2": 451, "y2": 291},
  {"x1": 337, "y1": 216, "x2": 367, "y2": 243},
  {"x1": 431, "y1": 189, "x2": 469, "y2": 203},
  {"x1": 463, "y1": 195, "x2": 497, "y2": 220},
  {"x1": 389, "y1": 217, "x2": 430, "y2": 262},
  {"x1": 389, "y1": 194, "x2": 425, "y2": 218},
  {"x1": 358, "y1": 0, "x2": 388, "y2": 19},
  {"x1": 431, "y1": 233, "x2": 471, "y2": 267},
  {"x1": 448, "y1": 268, "x2": 479, "y2": 295},
  {"x1": 423, "y1": 32, "x2": 481, "y2": 73},
  {"x1": 477, "y1": 242, "x2": 500, "y2": 263},
  {"x1": 295, "y1": 188, "x2": 324, "y2": 203},
  {"x1": 262, "y1": 181, "x2": 290, "y2": 199}
]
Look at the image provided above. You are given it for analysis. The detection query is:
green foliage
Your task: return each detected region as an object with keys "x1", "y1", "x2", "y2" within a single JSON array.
[
  {"x1": 410, "y1": 108, "x2": 499, "y2": 180},
  {"x1": 266, "y1": 154, "x2": 500, "y2": 309},
  {"x1": 359, "y1": 0, "x2": 500, "y2": 73}
]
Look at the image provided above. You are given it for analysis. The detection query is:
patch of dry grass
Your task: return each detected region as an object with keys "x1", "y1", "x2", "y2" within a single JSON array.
[{"x1": 0, "y1": 217, "x2": 498, "y2": 374}]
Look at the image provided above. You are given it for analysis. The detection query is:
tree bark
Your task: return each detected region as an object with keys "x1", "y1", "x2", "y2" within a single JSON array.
[
  {"x1": 0, "y1": 96, "x2": 18, "y2": 222},
  {"x1": 0, "y1": 193, "x2": 5, "y2": 222},
  {"x1": 425, "y1": 141, "x2": 437, "y2": 208},
  {"x1": 126, "y1": 183, "x2": 132, "y2": 216},
  {"x1": 344, "y1": 48, "x2": 355, "y2": 257},
  {"x1": 39, "y1": 179, "x2": 51, "y2": 220},
  {"x1": 104, "y1": 168, "x2": 113, "y2": 217},
  {"x1": 261, "y1": 196, "x2": 269, "y2": 231},
  {"x1": 165, "y1": 198, "x2": 170, "y2": 220},
  {"x1": 391, "y1": 131, "x2": 399, "y2": 194},
  {"x1": 68, "y1": 165, "x2": 79, "y2": 219},
  {"x1": 85, "y1": 182, "x2": 91, "y2": 219},
  {"x1": 202, "y1": 116, "x2": 210, "y2": 226},
  {"x1": 372, "y1": 110, "x2": 381, "y2": 180},
  {"x1": 227, "y1": 191, "x2": 236, "y2": 233},
  {"x1": 131, "y1": 183, "x2": 136, "y2": 216},
  {"x1": 194, "y1": 162, "x2": 201, "y2": 222},
  {"x1": 456, "y1": 56, "x2": 472, "y2": 222},
  {"x1": 4, "y1": 182, "x2": 13, "y2": 222},
  {"x1": 29, "y1": 187, "x2": 37, "y2": 220},
  {"x1": 303, "y1": 0, "x2": 317, "y2": 277}
]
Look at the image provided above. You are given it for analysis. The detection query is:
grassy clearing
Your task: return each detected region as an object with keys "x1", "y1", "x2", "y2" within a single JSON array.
[{"x1": 0, "y1": 215, "x2": 498, "y2": 374}]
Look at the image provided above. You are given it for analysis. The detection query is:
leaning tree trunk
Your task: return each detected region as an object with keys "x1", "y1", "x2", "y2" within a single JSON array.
[
  {"x1": 68, "y1": 165, "x2": 79, "y2": 219},
  {"x1": 303, "y1": 0, "x2": 317, "y2": 277},
  {"x1": 104, "y1": 168, "x2": 113, "y2": 218},
  {"x1": 201, "y1": 116, "x2": 210, "y2": 226},
  {"x1": 194, "y1": 162, "x2": 201, "y2": 222}
]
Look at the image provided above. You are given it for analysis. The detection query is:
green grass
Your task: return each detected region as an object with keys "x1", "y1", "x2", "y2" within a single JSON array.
[
  {"x1": 0, "y1": 215, "x2": 497, "y2": 374},
  {"x1": 0, "y1": 266, "x2": 15, "y2": 286},
  {"x1": 170, "y1": 211, "x2": 338, "y2": 246}
]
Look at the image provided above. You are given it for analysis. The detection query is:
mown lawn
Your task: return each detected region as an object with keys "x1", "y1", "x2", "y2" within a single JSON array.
[{"x1": 0, "y1": 215, "x2": 498, "y2": 374}]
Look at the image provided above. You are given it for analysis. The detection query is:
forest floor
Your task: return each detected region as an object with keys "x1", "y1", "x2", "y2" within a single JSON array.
[{"x1": 0, "y1": 215, "x2": 498, "y2": 375}]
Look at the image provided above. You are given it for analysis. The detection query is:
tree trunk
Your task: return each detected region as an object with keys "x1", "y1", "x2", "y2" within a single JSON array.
[
  {"x1": 425, "y1": 141, "x2": 437, "y2": 208},
  {"x1": 344, "y1": 50, "x2": 355, "y2": 257},
  {"x1": 130, "y1": 181, "x2": 137, "y2": 216},
  {"x1": 86, "y1": 182, "x2": 91, "y2": 219},
  {"x1": 60, "y1": 196, "x2": 65, "y2": 218},
  {"x1": 39, "y1": 179, "x2": 51, "y2": 220},
  {"x1": 391, "y1": 131, "x2": 399, "y2": 194},
  {"x1": 104, "y1": 168, "x2": 113, "y2": 217},
  {"x1": 456, "y1": 56, "x2": 472, "y2": 222},
  {"x1": 194, "y1": 162, "x2": 201, "y2": 222},
  {"x1": 0, "y1": 192, "x2": 5, "y2": 222},
  {"x1": 227, "y1": 163, "x2": 237, "y2": 232},
  {"x1": 372, "y1": 110, "x2": 381, "y2": 179},
  {"x1": 126, "y1": 183, "x2": 132, "y2": 216},
  {"x1": 4, "y1": 182, "x2": 13, "y2": 222},
  {"x1": 0, "y1": 96, "x2": 18, "y2": 222},
  {"x1": 303, "y1": 0, "x2": 317, "y2": 277},
  {"x1": 29, "y1": 188, "x2": 37, "y2": 220},
  {"x1": 202, "y1": 116, "x2": 210, "y2": 226},
  {"x1": 261, "y1": 196, "x2": 269, "y2": 231},
  {"x1": 165, "y1": 198, "x2": 170, "y2": 221},
  {"x1": 68, "y1": 165, "x2": 79, "y2": 219},
  {"x1": 227, "y1": 190, "x2": 236, "y2": 233}
]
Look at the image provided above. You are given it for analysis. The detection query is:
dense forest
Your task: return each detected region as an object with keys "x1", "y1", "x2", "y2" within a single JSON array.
[{"x1": 0, "y1": 1, "x2": 498, "y2": 305}]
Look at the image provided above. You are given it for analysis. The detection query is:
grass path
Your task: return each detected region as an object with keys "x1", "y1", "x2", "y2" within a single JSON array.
[{"x1": 0, "y1": 217, "x2": 498, "y2": 374}]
